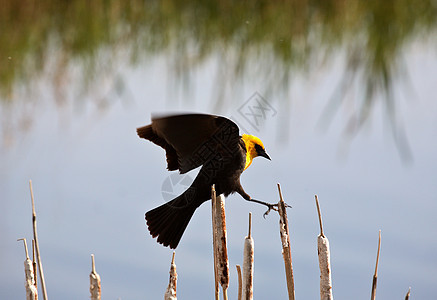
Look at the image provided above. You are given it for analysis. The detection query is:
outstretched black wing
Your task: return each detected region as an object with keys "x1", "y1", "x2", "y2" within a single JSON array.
[{"x1": 137, "y1": 113, "x2": 241, "y2": 174}]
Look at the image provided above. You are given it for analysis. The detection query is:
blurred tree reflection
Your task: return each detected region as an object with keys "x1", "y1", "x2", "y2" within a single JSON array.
[{"x1": 0, "y1": 0, "x2": 436, "y2": 148}]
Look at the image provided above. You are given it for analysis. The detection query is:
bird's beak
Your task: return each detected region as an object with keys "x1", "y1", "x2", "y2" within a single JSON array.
[{"x1": 259, "y1": 151, "x2": 271, "y2": 160}]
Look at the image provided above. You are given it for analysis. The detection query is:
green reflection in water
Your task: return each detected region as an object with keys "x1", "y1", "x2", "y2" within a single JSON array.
[{"x1": 0, "y1": 0, "x2": 436, "y2": 140}]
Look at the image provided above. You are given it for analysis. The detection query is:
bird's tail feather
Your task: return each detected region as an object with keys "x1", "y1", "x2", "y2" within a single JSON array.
[{"x1": 145, "y1": 195, "x2": 196, "y2": 249}]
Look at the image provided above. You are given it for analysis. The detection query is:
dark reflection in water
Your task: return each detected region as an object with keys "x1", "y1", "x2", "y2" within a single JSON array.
[{"x1": 0, "y1": 0, "x2": 436, "y2": 146}]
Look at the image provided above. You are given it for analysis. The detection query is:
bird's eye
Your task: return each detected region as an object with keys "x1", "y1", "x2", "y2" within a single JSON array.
[{"x1": 254, "y1": 143, "x2": 264, "y2": 153}]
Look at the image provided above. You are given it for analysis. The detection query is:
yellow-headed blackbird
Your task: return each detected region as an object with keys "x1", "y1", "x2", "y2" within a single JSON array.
[{"x1": 137, "y1": 113, "x2": 273, "y2": 249}]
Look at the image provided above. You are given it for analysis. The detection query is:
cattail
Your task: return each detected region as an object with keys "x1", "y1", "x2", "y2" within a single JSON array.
[
  {"x1": 211, "y1": 185, "x2": 229, "y2": 300},
  {"x1": 242, "y1": 213, "x2": 254, "y2": 300},
  {"x1": 277, "y1": 184, "x2": 295, "y2": 300},
  {"x1": 404, "y1": 287, "x2": 411, "y2": 300},
  {"x1": 315, "y1": 195, "x2": 333, "y2": 300},
  {"x1": 90, "y1": 254, "x2": 101, "y2": 300},
  {"x1": 18, "y1": 238, "x2": 38, "y2": 300},
  {"x1": 164, "y1": 252, "x2": 177, "y2": 300}
]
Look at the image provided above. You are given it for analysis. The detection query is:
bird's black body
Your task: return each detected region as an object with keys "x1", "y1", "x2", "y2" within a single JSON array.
[{"x1": 137, "y1": 113, "x2": 270, "y2": 248}]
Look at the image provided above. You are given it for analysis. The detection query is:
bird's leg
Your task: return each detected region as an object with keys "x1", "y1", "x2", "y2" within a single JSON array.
[{"x1": 248, "y1": 198, "x2": 292, "y2": 218}]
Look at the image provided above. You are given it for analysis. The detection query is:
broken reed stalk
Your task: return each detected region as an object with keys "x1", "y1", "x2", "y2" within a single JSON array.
[
  {"x1": 277, "y1": 183, "x2": 295, "y2": 300},
  {"x1": 404, "y1": 287, "x2": 411, "y2": 300},
  {"x1": 18, "y1": 238, "x2": 38, "y2": 300},
  {"x1": 236, "y1": 265, "x2": 242, "y2": 300},
  {"x1": 18, "y1": 237, "x2": 30, "y2": 260},
  {"x1": 90, "y1": 254, "x2": 101, "y2": 300},
  {"x1": 211, "y1": 185, "x2": 229, "y2": 300},
  {"x1": 371, "y1": 230, "x2": 381, "y2": 300},
  {"x1": 315, "y1": 195, "x2": 333, "y2": 300},
  {"x1": 29, "y1": 180, "x2": 48, "y2": 300},
  {"x1": 164, "y1": 252, "x2": 177, "y2": 300},
  {"x1": 242, "y1": 213, "x2": 254, "y2": 300}
]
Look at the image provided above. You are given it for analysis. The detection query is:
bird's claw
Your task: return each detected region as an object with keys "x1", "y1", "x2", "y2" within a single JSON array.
[
  {"x1": 262, "y1": 202, "x2": 292, "y2": 218},
  {"x1": 263, "y1": 203, "x2": 278, "y2": 218},
  {"x1": 249, "y1": 198, "x2": 291, "y2": 218}
]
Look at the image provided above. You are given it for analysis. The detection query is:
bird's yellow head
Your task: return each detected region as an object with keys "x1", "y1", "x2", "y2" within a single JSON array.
[{"x1": 241, "y1": 134, "x2": 271, "y2": 170}]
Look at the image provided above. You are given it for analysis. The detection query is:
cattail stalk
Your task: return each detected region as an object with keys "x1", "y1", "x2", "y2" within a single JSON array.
[
  {"x1": 29, "y1": 180, "x2": 48, "y2": 300},
  {"x1": 371, "y1": 230, "x2": 381, "y2": 300},
  {"x1": 90, "y1": 254, "x2": 101, "y2": 300},
  {"x1": 242, "y1": 213, "x2": 254, "y2": 300},
  {"x1": 211, "y1": 185, "x2": 229, "y2": 300},
  {"x1": 211, "y1": 185, "x2": 220, "y2": 300},
  {"x1": 315, "y1": 195, "x2": 333, "y2": 300},
  {"x1": 277, "y1": 183, "x2": 295, "y2": 300},
  {"x1": 164, "y1": 252, "x2": 177, "y2": 300},
  {"x1": 32, "y1": 240, "x2": 38, "y2": 291},
  {"x1": 18, "y1": 238, "x2": 38, "y2": 300},
  {"x1": 236, "y1": 265, "x2": 242, "y2": 300}
]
